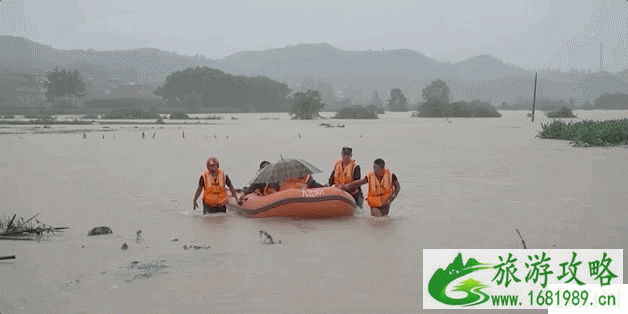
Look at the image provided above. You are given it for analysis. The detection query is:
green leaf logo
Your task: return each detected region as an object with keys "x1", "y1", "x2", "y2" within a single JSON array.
[{"x1": 428, "y1": 253, "x2": 493, "y2": 306}]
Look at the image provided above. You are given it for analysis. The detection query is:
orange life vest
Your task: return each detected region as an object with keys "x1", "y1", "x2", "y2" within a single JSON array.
[
  {"x1": 202, "y1": 169, "x2": 228, "y2": 206},
  {"x1": 333, "y1": 159, "x2": 356, "y2": 185},
  {"x1": 280, "y1": 174, "x2": 310, "y2": 191},
  {"x1": 366, "y1": 168, "x2": 393, "y2": 208}
]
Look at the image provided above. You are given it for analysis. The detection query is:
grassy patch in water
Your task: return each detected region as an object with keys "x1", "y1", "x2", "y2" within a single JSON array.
[
  {"x1": 333, "y1": 106, "x2": 378, "y2": 119},
  {"x1": 537, "y1": 119, "x2": 628, "y2": 147},
  {"x1": 200, "y1": 114, "x2": 223, "y2": 120},
  {"x1": 414, "y1": 100, "x2": 502, "y2": 118},
  {"x1": 102, "y1": 108, "x2": 161, "y2": 120},
  {"x1": 169, "y1": 111, "x2": 190, "y2": 119},
  {"x1": 546, "y1": 107, "x2": 577, "y2": 118}
]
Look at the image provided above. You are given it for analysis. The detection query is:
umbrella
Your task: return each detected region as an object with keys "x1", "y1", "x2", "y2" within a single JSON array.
[{"x1": 248, "y1": 158, "x2": 322, "y2": 185}]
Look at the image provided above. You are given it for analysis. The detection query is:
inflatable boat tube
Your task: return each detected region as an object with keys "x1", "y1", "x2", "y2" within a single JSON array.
[{"x1": 227, "y1": 187, "x2": 356, "y2": 218}]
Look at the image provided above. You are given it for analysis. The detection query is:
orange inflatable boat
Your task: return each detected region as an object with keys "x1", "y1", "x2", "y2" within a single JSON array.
[{"x1": 227, "y1": 187, "x2": 356, "y2": 218}]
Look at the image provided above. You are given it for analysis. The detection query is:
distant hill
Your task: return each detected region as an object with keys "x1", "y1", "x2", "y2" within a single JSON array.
[
  {"x1": 215, "y1": 43, "x2": 451, "y2": 80},
  {"x1": 0, "y1": 36, "x2": 231, "y2": 84},
  {"x1": 214, "y1": 43, "x2": 529, "y2": 81},
  {"x1": 1, "y1": 36, "x2": 628, "y2": 105}
]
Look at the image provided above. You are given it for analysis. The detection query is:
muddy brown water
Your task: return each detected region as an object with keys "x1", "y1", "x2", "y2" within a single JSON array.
[{"x1": 1, "y1": 110, "x2": 627, "y2": 313}]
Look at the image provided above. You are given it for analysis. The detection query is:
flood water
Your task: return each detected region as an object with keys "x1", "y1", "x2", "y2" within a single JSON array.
[{"x1": 1, "y1": 110, "x2": 627, "y2": 313}]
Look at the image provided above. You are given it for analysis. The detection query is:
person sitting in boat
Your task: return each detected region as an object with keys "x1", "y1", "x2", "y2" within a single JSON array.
[
  {"x1": 279, "y1": 174, "x2": 324, "y2": 191},
  {"x1": 242, "y1": 160, "x2": 279, "y2": 196},
  {"x1": 339, "y1": 158, "x2": 400, "y2": 217},
  {"x1": 193, "y1": 157, "x2": 241, "y2": 213},
  {"x1": 327, "y1": 146, "x2": 364, "y2": 208}
]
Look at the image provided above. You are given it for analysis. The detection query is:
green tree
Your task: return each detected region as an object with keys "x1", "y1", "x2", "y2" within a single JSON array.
[
  {"x1": 581, "y1": 102, "x2": 594, "y2": 110},
  {"x1": 594, "y1": 93, "x2": 628, "y2": 110},
  {"x1": 44, "y1": 68, "x2": 86, "y2": 106},
  {"x1": 183, "y1": 90, "x2": 202, "y2": 108},
  {"x1": 155, "y1": 67, "x2": 290, "y2": 111},
  {"x1": 422, "y1": 79, "x2": 450, "y2": 105},
  {"x1": 45, "y1": 67, "x2": 67, "y2": 104},
  {"x1": 68, "y1": 69, "x2": 86, "y2": 106},
  {"x1": 417, "y1": 98, "x2": 448, "y2": 117},
  {"x1": 243, "y1": 76, "x2": 292, "y2": 112},
  {"x1": 290, "y1": 90, "x2": 325, "y2": 119},
  {"x1": 371, "y1": 90, "x2": 384, "y2": 111},
  {"x1": 387, "y1": 88, "x2": 409, "y2": 112}
]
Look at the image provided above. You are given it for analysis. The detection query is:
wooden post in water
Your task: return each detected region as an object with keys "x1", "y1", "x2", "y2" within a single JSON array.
[{"x1": 531, "y1": 72, "x2": 538, "y2": 122}]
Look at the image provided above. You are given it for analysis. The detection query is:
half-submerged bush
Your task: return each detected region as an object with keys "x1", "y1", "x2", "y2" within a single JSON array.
[
  {"x1": 580, "y1": 102, "x2": 594, "y2": 110},
  {"x1": 537, "y1": 118, "x2": 628, "y2": 147},
  {"x1": 102, "y1": 108, "x2": 161, "y2": 119},
  {"x1": 169, "y1": 111, "x2": 190, "y2": 119},
  {"x1": 81, "y1": 114, "x2": 100, "y2": 119},
  {"x1": 333, "y1": 105, "x2": 378, "y2": 119},
  {"x1": 366, "y1": 104, "x2": 385, "y2": 114},
  {"x1": 546, "y1": 107, "x2": 576, "y2": 118},
  {"x1": 201, "y1": 114, "x2": 223, "y2": 120},
  {"x1": 414, "y1": 100, "x2": 501, "y2": 118}
]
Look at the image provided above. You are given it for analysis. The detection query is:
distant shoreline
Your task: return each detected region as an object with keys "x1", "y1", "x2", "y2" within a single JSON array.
[{"x1": 0, "y1": 120, "x2": 222, "y2": 125}]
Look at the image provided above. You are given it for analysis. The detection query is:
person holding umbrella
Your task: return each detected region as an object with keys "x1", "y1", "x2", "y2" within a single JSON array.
[
  {"x1": 338, "y1": 158, "x2": 400, "y2": 217},
  {"x1": 247, "y1": 158, "x2": 325, "y2": 193},
  {"x1": 193, "y1": 157, "x2": 241, "y2": 213},
  {"x1": 242, "y1": 161, "x2": 280, "y2": 195}
]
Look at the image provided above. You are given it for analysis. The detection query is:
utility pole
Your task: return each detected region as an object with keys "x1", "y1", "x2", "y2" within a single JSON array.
[{"x1": 531, "y1": 73, "x2": 538, "y2": 122}]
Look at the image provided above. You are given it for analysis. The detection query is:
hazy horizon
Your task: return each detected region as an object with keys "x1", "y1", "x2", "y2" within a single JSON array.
[{"x1": 1, "y1": 0, "x2": 628, "y2": 72}]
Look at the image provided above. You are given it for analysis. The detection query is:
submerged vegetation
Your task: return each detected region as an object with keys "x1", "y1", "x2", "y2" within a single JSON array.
[
  {"x1": 333, "y1": 105, "x2": 378, "y2": 119},
  {"x1": 537, "y1": 119, "x2": 628, "y2": 147},
  {"x1": 169, "y1": 111, "x2": 190, "y2": 119},
  {"x1": 546, "y1": 107, "x2": 577, "y2": 118},
  {"x1": 102, "y1": 108, "x2": 161, "y2": 119},
  {"x1": 290, "y1": 90, "x2": 325, "y2": 119},
  {"x1": 415, "y1": 99, "x2": 502, "y2": 118},
  {"x1": 201, "y1": 114, "x2": 223, "y2": 120}
]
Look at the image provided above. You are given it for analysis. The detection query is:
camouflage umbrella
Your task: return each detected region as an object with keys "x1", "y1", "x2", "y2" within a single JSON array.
[{"x1": 247, "y1": 158, "x2": 322, "y2": 185}]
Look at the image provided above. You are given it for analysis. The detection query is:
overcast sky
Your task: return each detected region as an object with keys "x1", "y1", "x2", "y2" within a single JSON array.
[{"x1": 1, "y1": 0, "x2": 628, "y2": 71}]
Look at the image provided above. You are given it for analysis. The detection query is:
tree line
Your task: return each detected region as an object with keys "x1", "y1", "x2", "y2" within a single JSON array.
[
  {"x1": 44, "y1": 67, "x2": 87, "y2": 107},
  {"x1": 498, "y1": 92, "x2": 628, "y2": 111},
  {"x1": 153, "y1": 67, "x2": 292, "y2": 112}
]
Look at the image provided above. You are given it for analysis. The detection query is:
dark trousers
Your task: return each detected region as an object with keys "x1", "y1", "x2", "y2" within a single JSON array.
[
  {"x1": 203, "y1": 204, "x2": 227, "y2": 214},
  {"x1": 352, "y1": 192, "x2": 364, "y2": 208}
]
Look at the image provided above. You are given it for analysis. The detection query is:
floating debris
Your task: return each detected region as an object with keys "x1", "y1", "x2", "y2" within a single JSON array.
[
  {"x1": 319, "y1": 123, "x2": 345, "y2": 128},
  {"x1": 259, "y1": 230, "x2": 281, "y2": 244},
  {"x1": 183, "y1": 244, "x2": 210, "y2": 250},
  {"x1": 1, "y1": 213, "x2": 68, "y2": 240},
  {"x1": 121, "y1": 242, "x2": 129, "y2": 250},
  {"x1": 87, "y1": 226, "x2": 112, "y2": 236},
  {"x1": 123, "y1": 260, "x2": 168, "y2": 282}
]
